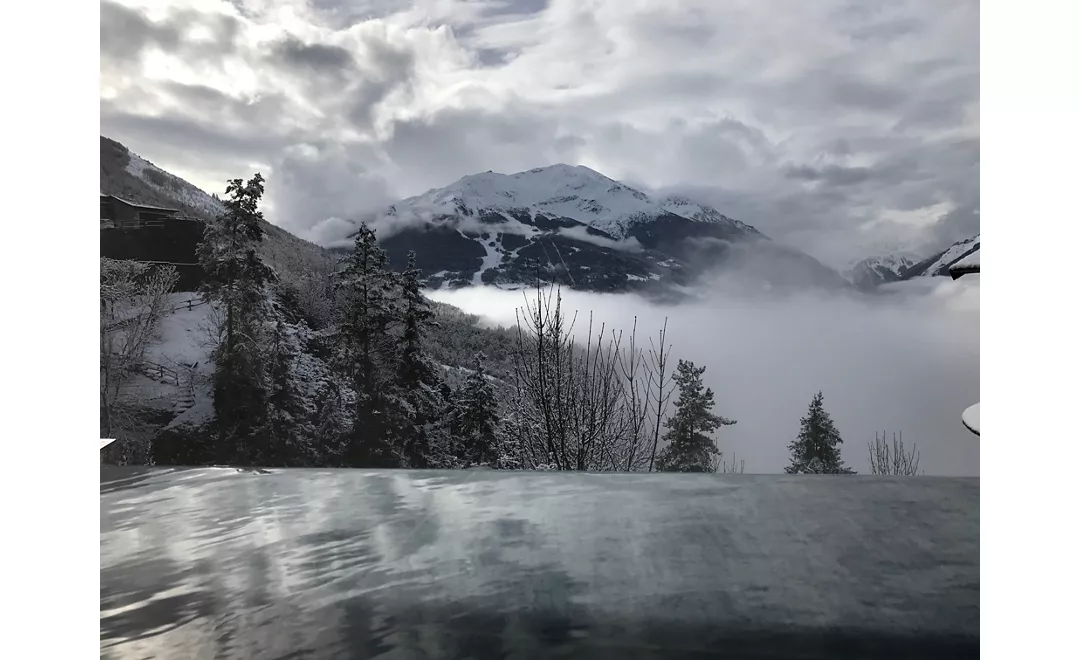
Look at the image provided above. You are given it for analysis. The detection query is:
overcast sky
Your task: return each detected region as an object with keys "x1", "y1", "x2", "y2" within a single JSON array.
[{"x1": 100, "y1": 0, "x2": 979, "y2": 268}]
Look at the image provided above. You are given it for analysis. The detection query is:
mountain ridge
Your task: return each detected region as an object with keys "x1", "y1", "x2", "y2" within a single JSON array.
[{"x1": 344, "y1": 163, "x2": 848, "y2": 296}]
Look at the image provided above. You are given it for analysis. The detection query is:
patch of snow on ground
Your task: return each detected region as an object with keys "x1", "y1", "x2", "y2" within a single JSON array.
[{"x1": 147, "y1": 294, "x2": 219, "y2": 428}]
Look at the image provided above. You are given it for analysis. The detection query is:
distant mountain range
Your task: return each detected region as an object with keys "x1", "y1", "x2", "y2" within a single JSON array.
[
  {"x1": 846, "y1": 234, "x2": 980, "y2": 290},
  {"x1": 846, "y1": 255, "x2": 917, "y2": 291},
  {"x1": 900, "y1": 234, "x2": 981, "y2": 279}
]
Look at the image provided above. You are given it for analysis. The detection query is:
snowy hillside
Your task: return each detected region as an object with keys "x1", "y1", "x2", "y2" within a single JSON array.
[
  {"x1": 904, "y1": 234, "x2": 980, "y2": 279},
  {"x1": 846, "y1": 255, "x2": 916, "y2": 291},
  {"x1": 101, "y1": 136, "x2": 335, "y2": 290},
  {"x1": 123, "y1": 150, "x2": 227, "y2": 221},
  {"x1": 346, "y1": 164, "x2": 847, "y2": 295}
]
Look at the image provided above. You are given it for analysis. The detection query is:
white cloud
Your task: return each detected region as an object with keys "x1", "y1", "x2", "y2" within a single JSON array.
[{"x1": 557, "y1": 225, "x2": 643, "y2": 252}]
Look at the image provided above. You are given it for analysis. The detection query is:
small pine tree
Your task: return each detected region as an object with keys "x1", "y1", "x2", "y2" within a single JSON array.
[
  {"x1": 656, "y1": 360, "x2": 736, "y2": 473},
  {"x1": 196, "y1": 173, "x2": 275, "y2": 463},
  {"x1": 785, "y1": 391, "x2": 855, "y2": 475},
  {"x1": 451, "y1": 352, "x2": 500, "y2": 467}
]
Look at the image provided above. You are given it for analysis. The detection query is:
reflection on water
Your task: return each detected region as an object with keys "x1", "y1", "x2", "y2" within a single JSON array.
[{"x1": 101, "y1": 469, "x2": 979, "y2": 659}]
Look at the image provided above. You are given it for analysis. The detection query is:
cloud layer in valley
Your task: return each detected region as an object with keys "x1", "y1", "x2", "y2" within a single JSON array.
[
  {"x1": 430, "y1": 277, "x2": 981, "y2": 476},
  {"x1": 100, "y1": 0, "x2": 979, "y2": 268}
]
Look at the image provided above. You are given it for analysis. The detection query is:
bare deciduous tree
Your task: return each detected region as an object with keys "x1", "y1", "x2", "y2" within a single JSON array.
[
  {"x1": 718, "y1": 451, "x2": 746, "y2": 474},
  {"x1": 509, "y1": 278, "x2": 684, "y2": 472},
  {"x1": 100, "y1": 258, "x2": 179, "y2": 457},
  {"x1": 615, "y1": 317, "x2": 655, "y2": 471},
  {"x1": 867, "y1": 430, "x2": 922, "y2": 476},
  {"x1": 645, "y1": 318, "x2": 674, "y2": 472}
]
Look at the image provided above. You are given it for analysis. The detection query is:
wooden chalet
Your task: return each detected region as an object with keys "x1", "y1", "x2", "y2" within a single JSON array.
[
  {"x1": 100, "y1": 193, "x2": 183, "y2": 229},
  {"x1": 99, "y1": 193, "x2": 207, "y2": 291}
]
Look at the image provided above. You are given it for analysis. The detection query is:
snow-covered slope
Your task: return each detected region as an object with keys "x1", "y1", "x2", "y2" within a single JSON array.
[
  {"x1": 656, "y1": 195, "x2": 762, "y2": 237},
  {"x1": 123, "y1": 149, "x2": 227, "y2": 221},
  {"x1": 846, "y1": 255, "x2": 916, "y2": 290},
  {"x1": 388, "y1": 164, "x2": 725, "y2": 239},
  {"x1": 904, "y1": 234, "x2": 980, "y2": 279}
]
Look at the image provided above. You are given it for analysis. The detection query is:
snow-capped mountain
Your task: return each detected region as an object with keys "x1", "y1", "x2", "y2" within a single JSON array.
[
  {"x1": 347, "y1": 164, "x2": 848, "y2": 295},
  {"x1": 846, "y1": 255, "x2": 917, "y2": 291},
  {"x1": 903, "y1": 234, "x2": 980, "y2": 279}
]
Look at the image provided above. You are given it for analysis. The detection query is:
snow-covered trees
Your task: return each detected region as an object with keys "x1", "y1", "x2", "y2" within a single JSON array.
[
  {"x1": 449, "y1": 352, "x2": 500, "y2": 466},
  {"x1": 785, "y1": 391, "x2": 855, "y2": 475},
  {"x1": 197, "y1": 174, "x2": 276, "y2": 462},
  {"x1": 100, "y1": 257, "x2": 179, "y2": 457},
  {"x1": 655, "y1": 360, "x2": 737, "y2": 473},
  {"x1": 335, "y1": 222, "x2": 401, "y2": 467}
]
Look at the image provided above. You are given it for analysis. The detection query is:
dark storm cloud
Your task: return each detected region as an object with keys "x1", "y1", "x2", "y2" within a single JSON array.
[
  {"x1": 270, "y1": 142, "x2": 394, "y2": 234},
  {"x1": 785, "y1": 164, "x2": 873, "y2": 186},
  {"x1": 480, "y1": 0, "x2": 551, "y2": 19},
  {"x1": 100, "y1": 0, "x2": 240, "y2": 63},
  {"x1": 100, "y1": 100, "x2": 291, "y2": 166},
  {"x1": 846, "y1": 16, "x2": 924, "y2": 42},
  {"x1": 100, "y1": 1, "x2": 181, "y2": 61},
  {"x1": 268, "y1": 34, "x2": 356, "y2": 74},
  {"x1": 383, "y1": 106, "x2": 580, "y2": 192}
]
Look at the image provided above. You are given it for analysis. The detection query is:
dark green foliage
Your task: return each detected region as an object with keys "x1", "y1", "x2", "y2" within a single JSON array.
[
  {"x1": 259, "y1": 318, "x2": 305, "y2": 465},
  {"x1": 196, "y1": 174, "x2": 275, "y2": 465},
  {"x1": 656, "y1": 360, "x2": 736, "y2": 473},
  {"x1": 335, "y1": 222, "x2": 403, "y2": 468},
  {"x1": 399, "y1": 252, "x2": 437, "y2": 389},
  {"x1": 450, "y1": 353, "x2": 500, "y2": 466},
  {"x1": 396, "y1": 251, "x2": 444, "y2": 468},
  {"x1": 785, "y1": 391, "x2": 855, "y2": 475}
]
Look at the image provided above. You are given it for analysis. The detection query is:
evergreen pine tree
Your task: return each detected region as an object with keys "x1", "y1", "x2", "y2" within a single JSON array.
[
  {"x1": 451, "y1": 352, "x2": 500, "y2": 467},
  {"x1": 334, "y1": 222, "x2": 400, "y2": 467},
  {"x1": 262, "y1": 317, "x2": 302, "y2": 465},
  {"x1": 656, "y1": 360, "x2": 736, "y2": 473},
  {"x1": 196, "y1": 173, "x2": 274, "y2": 463},
  {"x1": 785, "y1": 391, "x2": 855, "y2": 475},
  {"x1": 396, "y1": 251, "x2": 442, "y2": 467},
  {"x1": 399, "y1": 251, "x2": 436, "y2": 389}
]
